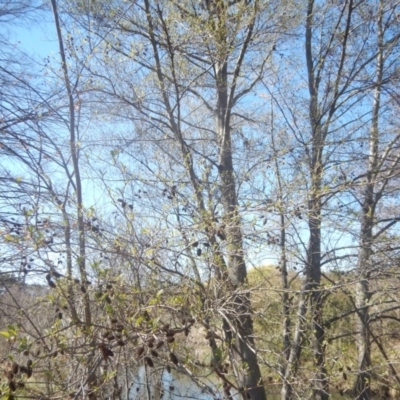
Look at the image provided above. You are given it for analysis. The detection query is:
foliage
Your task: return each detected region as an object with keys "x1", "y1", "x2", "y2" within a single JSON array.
[{"x1": 1, "y1": 1, "x2": 400, "y2": 400}]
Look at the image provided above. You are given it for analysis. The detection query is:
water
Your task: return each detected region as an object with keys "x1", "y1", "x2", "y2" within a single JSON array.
[
  {"x1": 128, "y1": 366, "x2": 227, "y2": 399},
  {"x1": 127, "y1": 366, "x2": 286, "y2": 399},
  {"x1": 127, "y1": 367, "x2": 351, "y2": 399}
]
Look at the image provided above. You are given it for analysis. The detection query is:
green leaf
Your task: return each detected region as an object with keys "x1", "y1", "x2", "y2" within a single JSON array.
[
  {"x1": 7, "y1": 325, "x2": 17, "y2": 334},
  {"x1": 0, "y1": 331, "x2": 10, "y2": 338},
  {"x1": 213, "y1": 347, "x2": 222, "y2": 363},
  {"x1": 105, "y1": 303, "x2": 113, "y2": 315}
]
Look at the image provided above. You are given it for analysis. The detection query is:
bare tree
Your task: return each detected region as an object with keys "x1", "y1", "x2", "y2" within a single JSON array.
[
  {"x1": 59, "y1": 0, "x2": 295, "y2": 398},
  {"x1": 353, "y1": 1, "x2": 400, "y2": 398},
  {"x1": 2, "y1": 1, "x2": 400, "y2": 399}
]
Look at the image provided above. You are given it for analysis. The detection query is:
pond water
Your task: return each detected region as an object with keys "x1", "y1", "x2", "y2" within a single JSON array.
[
  {"x1": 127, "y1": 366, "x2": 352, "y2": 399},
  {"x1": 128, "y1": 366, "x2": 227, "y2": 399},
  {"x1": 127, "y1": 366, "x2": 284, "y2": 399}
]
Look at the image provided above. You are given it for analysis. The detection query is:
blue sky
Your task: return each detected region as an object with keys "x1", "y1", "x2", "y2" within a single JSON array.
[
  {"x1": 8, "y1": 14, "x2": 57, "y2": 61},
  {"x1": 4, "y1": 4, "x2": 397, "y2": 277},
  {"x1": 0, "y1": 19, "x2": 319, "y2": 271}
]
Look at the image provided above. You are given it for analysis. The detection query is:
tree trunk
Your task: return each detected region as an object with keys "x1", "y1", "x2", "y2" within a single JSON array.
[
  {"x1": 216, "y1": 56, "x2": 266, "y2": 400},
  {"x1": 270, "y1": 117, "x2": 291, "y2": 397},
  {"x1": 304, "y1": 0, "x2": 329, "y2": 394},
  {"x1": 354, "y1": 3, "x2": 383, "y2": 397},
  {"x1": 354, "y1": 275, "x2": 372, "y2": 400},
  {"x1": 50, "y1": 1, "x2": 95, "y2": 397},
  {"x1": 308, "y1": 222, "x2": 328, "y2": 400}
]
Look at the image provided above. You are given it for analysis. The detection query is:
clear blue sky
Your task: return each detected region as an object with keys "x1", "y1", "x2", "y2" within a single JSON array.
[{"x1": 8, "y1": 15, "x2": 58, "y2": 61}]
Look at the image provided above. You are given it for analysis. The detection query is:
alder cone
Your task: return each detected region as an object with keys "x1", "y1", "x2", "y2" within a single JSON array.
[
  {"x1": 99, "y1": 343, "x2": 114, "y2": 360},
  {"x1": 150, "y1": 349, "x2": 159, "y2": 358},
  {"x1": 19, "y1": 366, "x2": 28, "y2": 374},
  {"x1": 9, "y1": 380, "x2": 16, "y2": 392},
  {"x1": 11, "y1": 362, "x2": 19, "y2": 374},
  {"x1": 145, "y1": 356, "x2": 154, "y2": 367},
  {"x1": 136, "y1": 346, "x2": 145, "y2": 358},
  {"x1": 169, "y1": 352, "x2": 178, "y2": 365}
]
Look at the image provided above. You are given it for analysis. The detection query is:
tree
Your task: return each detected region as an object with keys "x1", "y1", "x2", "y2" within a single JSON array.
[
  {"x1": 1, "y1": 1, "x2": 400, "y2": 399},
  {"x1": 261, "y1": 1, "x2": 400, "y2": 398},
  {"x1": 352, "y1": 1, "x2": 400, "y2": 398},
  {"x1": 61, "y1": 0, "x2": 295, "y2": 398}
]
